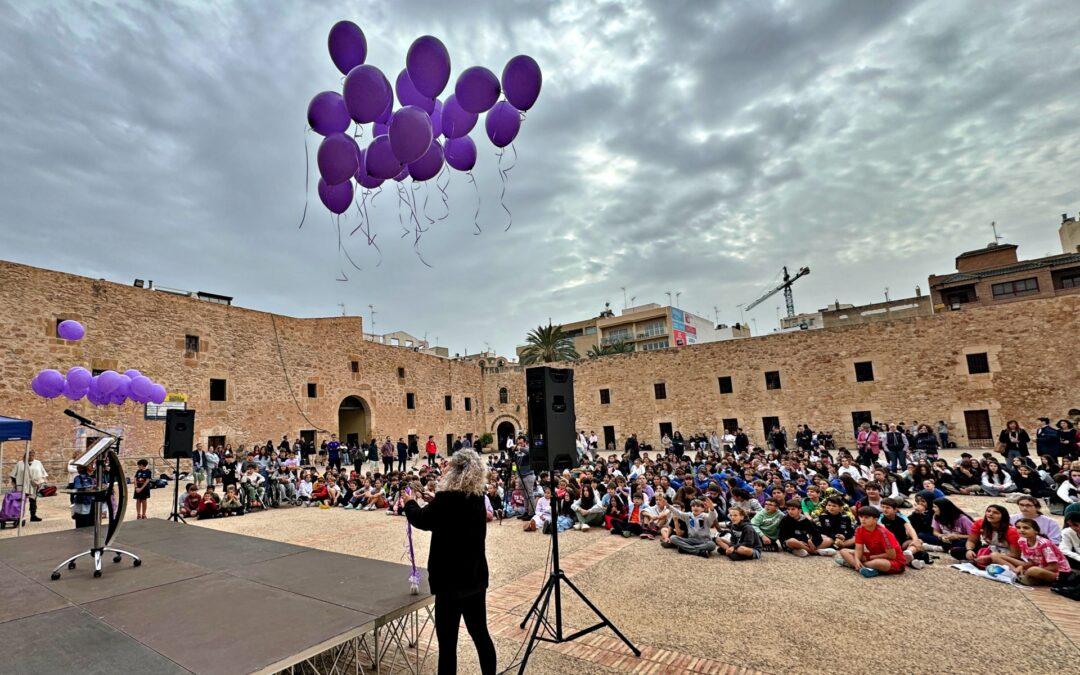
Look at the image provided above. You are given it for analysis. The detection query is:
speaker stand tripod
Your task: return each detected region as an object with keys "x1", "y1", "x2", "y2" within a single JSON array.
[
  {"x1": 166, "y1": 455, "x2": 186, "y2": 523},
  {"x1": 516, "y1": 473, "x2": 639, "y2": 673}
]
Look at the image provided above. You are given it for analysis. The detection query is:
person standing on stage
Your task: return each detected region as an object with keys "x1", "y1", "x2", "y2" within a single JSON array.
[{"x1": 404, "y1": 449, "x2": 496, "y2": 675}]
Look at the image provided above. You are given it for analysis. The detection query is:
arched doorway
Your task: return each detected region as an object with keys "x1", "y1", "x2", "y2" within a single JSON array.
[
  {"x1": 496, "y1": 420, "x2": 516, "y2": 453},
  {"x1": 338, "y1": 396, "x2": 370, "y2": 448}
]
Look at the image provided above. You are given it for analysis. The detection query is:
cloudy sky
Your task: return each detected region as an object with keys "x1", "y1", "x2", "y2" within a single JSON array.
[{"x1": 2, "y1": 0, "x2": 1079, "y2": 356}]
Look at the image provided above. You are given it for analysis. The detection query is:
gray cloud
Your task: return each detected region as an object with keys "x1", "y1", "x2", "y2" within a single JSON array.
[{"x1": 1, "y1": 0, "x2": 1079, "y2": 356}]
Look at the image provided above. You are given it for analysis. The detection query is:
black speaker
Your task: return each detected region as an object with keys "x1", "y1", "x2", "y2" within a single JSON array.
[
  {"x1": 525, "y1": 366, "x2": 578, "y2": 471},
  {"x1": 164, "y1": 409, "x2": 195, "y2": 459}
]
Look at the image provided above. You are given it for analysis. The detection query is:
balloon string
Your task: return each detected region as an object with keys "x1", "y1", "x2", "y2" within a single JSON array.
[
  {"x1": 350, "y1": 189, "x2": 367, "y2": 237},
  {"x1": 436, "y1": 165, "x2": 451, "y2": 221},
  {"x1": 296, "y1": 127, "x2": 310, "y2": 229},
  {"x1": 422, "y1": 182, "x2": 436, "y2": 226},
  {"x1": 334, "y1": 214, "x2": 348, "y2": 281},
  {"x1": 397, "y1": 183, "x2": 410, "y2": 238},
  {"x1": 407, "y1": 185, "x2": 433, "y2": 268},
  {"x1": 467, "y1": 170, "x2": 481, "y2": 235},
  {"x1": 351, "y1": 189, "x2": 383, "y2": 266},
  {"x1": 497, "y1": 148, "x2": 513, "y2": 232},
  {"x1": 336, "y1": 213, "x2": 364, "y2": 274}
]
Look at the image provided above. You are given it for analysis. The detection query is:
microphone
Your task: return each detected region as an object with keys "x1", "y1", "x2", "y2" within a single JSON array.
[{"x1": 64, "y1": 409, "x2": 95, "y2": 426}]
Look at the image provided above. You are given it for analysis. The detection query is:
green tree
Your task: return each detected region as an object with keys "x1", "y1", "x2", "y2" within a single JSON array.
[
  {"x1": 586, "y1": 341, "x2": 634, "y2": 358},
  {"x1": 519, "y1": 322, "x2": 580, "y2": 364}
]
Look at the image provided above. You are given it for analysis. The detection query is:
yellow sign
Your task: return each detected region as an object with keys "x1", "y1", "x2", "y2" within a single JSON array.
[{"x1": 165, "y1": 392, "x2": 187, "y2": 403}]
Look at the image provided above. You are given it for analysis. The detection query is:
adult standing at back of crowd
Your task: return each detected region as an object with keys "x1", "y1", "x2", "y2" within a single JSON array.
[
  {"x1": 204, "y1": 446, "x2": 220, "y2": 487},
  {"x1": 380, "y1": 437, "x2": 394, "y2": 474},
  {"x1": 735, "y1": 428, "x2": 750, "y2": 453},
  {"x1": 937, "y1": 421, "x2": 949, "y2": 450},
  {"x1": 1059, "y1": 420, "x2": 1079, "y2": 460},
  {"x1": 1035, "y1": 417, "x2": 1058, "y2": 458},
  {"x1": 404, "y1": 449, "x2": 496, "y2": 675},
  {"x1": 998, "y1": 420, "x2": 1030, "y2": 462},
  {"x1": 912, "y1": 424, "x2": 939, "y2": 463},
  {"x1": 514, "y1": 439, "x2": 536, "y2": 518},
  {"x1": 426, "y1": 435, "x2": 438, "y2": 467},
  {"x1": 625, "y1": 433, "x2": 640, "y2": 462}
]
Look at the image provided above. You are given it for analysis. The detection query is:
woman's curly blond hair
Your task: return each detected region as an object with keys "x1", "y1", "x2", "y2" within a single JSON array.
[{"x1": 438, "y1": 448, "x2": 486, "y2": 496}]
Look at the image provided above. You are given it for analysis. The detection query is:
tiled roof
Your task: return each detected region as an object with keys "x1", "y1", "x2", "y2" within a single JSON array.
[
  {"x1": 934, "y1": 252, "x2": 1080, "y2": 285},
  {"x1": 956, "y1": 243, "x2": 1017, "y2": 259}
]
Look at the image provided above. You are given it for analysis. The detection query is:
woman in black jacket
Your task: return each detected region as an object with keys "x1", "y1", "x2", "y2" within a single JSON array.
[{"x1": 404, "y1": 449, "x2": 496, "y2": 674}]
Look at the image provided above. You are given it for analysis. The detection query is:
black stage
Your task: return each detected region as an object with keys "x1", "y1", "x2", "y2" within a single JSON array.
[{"x1": 0, "y1": 519, "x2": 433, "y2": 674}]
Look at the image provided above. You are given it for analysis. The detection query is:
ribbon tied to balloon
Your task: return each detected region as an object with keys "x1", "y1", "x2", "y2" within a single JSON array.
[{"x1": 301, "y1": 21, "x2": 541, "y2": 270}]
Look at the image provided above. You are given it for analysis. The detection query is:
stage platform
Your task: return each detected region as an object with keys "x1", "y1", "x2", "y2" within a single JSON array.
[{"x1": 0, "y1": 518, "x2": 434, "y2": 674}]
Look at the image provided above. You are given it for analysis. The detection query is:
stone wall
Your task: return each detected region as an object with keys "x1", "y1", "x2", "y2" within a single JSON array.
[
  {"x1": 0, "y1": 260, "x2": 485, "y2": 470},
  {"x1": 2, "y1": 259, "x2": 1076, "y2": 474}
]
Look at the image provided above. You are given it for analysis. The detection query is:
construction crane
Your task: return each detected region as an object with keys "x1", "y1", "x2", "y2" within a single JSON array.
[{"x1": 744, "y1": 265, "x2": 810, "y2": 318}]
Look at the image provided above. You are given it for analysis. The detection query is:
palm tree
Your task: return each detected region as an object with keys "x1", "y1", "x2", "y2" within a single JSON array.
[
  {"x1": 519, "y1": 323, "x2": 580, "y2": 364},
  {"x1": 586, "y1": 341, "x2": 634, "y2": 358}
]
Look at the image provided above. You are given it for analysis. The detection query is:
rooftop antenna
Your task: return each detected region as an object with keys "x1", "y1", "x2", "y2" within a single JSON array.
[
  {"x1": 884, "y1": 287, "x2": 890, "y2": 303},
  {"x1": 338, "y1": 302, "x2": 346, "y2": 316},
  {"x1": 630, "y1": 295, "x2": 636, "y2": 305},
  {"x1": 665, "y1": 291, "x2": 673, "y2": 306},
  {"x1": 991, "y1": 221, "x2": 1003, "y2": 245},
  {"x1": 367, "y1": 304, "x2": 376, "y2": 335},
  {"x1": 736, "y1": 303, "x2": 746, "y2": 325},
  {"x1": 621, "y1": 286, "x2": 628, "y2": 309},
  {"x1": 713, "y1": 305, "x2": 720, "y2": 325},
  {"x1": 675, "y1": 291, "x2": 681, "y2": 308}
]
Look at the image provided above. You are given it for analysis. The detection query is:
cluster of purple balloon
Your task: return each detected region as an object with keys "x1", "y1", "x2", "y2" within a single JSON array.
[
  {"x1": 307, "y1": 21, "x2": 542, "y2": 215},
  {"x1": 31, "y1": 367, "x2": 167, "y2": 407},
  {"x1": 31, "y1": 320, "x2": 167, "y2": 406}
]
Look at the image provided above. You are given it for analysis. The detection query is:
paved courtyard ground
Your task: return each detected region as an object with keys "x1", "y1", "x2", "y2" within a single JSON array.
[{"x1": 3, "y1": 456, "x2": 1077, "y2": 674}]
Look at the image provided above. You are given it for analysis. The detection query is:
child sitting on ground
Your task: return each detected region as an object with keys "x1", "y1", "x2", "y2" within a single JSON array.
[
  {"x1": 525, "y1": 486, "x2": 552, "y2": 532},
  {"x1": 611, "y1": 491, "x2": 645, "y2": 537},
  {"x1": 751, "y1": 498, "x2": 783, "y2": 551},
  {"x1": 779, "y1": 498, "x2": 824, "y2": 557},
  {"x1": 197, "y1": 489, "x2": 220, "y2": 520},
  {"x1": 715, "y1": 506, "x2": 762, "y2": 560},
  {"x1": 990, "y1": 517, "x2": 1071, "y2": 586},
  {"x1": 641, "y1": 493, "x2": 671, "y2": 539},
  {"x1": 817, "y1": 496, "x2": 855, "y2": 551},
  {"x1": 220, "y1": 484, "x2": 244, "y2": 516},
  {"x1": 837, "y1": 506, "x2": 906, "y2": 578},
  {"x1": 663, "y1": 497, "x2": 718, "y2": 557},
  {"x1": 880, "y1": 497, "x2": 928, "y2": 569},
  {"x1": 179, "y1": 483, "x2": 202, "y2": 518}
]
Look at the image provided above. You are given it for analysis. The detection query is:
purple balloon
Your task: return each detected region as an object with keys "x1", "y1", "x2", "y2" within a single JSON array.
[
  {"x1": 395, "y1": 69, "x2": 435, "y2": 114},
  {"x1": 115, "y1": 374, "x2": 132, "y2": 398},
  {"x1": 36, "y1": 369, "x2": 65, "y2": 398},
  {"x1": 86, "y1": 387, "x2": 107, "y2": 406},
  {"x1": 123, "y1": 369, "x2": 141, "y2": 380},
  {"x1": 62, "y1": 378, "x2": 87, "y2": 401},
  {"x1": 429, "y1": 99, "x2": 443, "y2": 138},
  {"x1": 307, "y1": 91, "x2": 351, "y2": 136},
  {"x1": 97, "y1": 370, "x2": 121, "y2": 395},
  {"x1": 408, "y1": 140, "x2": 444, "y2": 181},
  {"x1": 343, "y1": 64, "x2": 391, "y2": 124},
  {"x1": 455, "y1": 66, "x2": 501, "y2": 114},
  {"x1": 149, "y1": 383, "x2": 167, "y2": 405},
  {"x1": 374, "y1": 121, "x2": 389, "y2": 137},
  {"x1": 109, "y1": 391, "x2": 127, "y2": 406},
  {"x1": 318, "y1": 178, "x2": 354, "y2": 215},
  {"x1": 354, "y1": 149, "x2": 385, "y2": 189},
  {"x1": 317, "y1": 133, "x2": 360, "y2": 185},
  {"x1": 57, "y1": 320, "x2": 85, "y2": 341},
  {"x1": 130, "y1": 375, "x2": 154, "y2": 400},
  {"x1": 441, "y1": 94, "x2": 478, "y2": 139},
  {"x1": 406, "y1": 35, "x2": 451, "y2": 98},
  {"x1": 444, "y1": 136, "x2": 477, "y2": 172},
  {"x1": 67, "y1": 366, "x2": 92, "y2": 390},
  {"x1": 485, "y1": 101, "x2": 522, "y2": 148},
  {"x1": 376, "y1": 98, "x2": 393, "y2": 125},
  {"x1": 328, "y1": 21, "x2": 367, "y2": 75},
  {"x1": 501, "y1": 55, "x2": 542, "y2": 111},
  {"x1": 393, "y1": 166, "x2": 409, "y2": 182},
  {"x1": 30, "y1": 375, "x2": 50, "y2": 398},
  {"x1": 365, "y1": 135, "x2": 403, "y2": 180},
  {"x1": 389, "y1": 106, "x2": 433, "y2": 164}
]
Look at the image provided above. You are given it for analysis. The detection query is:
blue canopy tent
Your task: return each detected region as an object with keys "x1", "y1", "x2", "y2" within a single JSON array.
[{"x1": 0, "y1": 415, "x2": 33, "y2": 536}]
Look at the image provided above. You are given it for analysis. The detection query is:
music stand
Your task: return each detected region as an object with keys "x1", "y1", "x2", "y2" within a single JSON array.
[{"x1": 51, "y1": 434, "x2": 141, "y2": 580}]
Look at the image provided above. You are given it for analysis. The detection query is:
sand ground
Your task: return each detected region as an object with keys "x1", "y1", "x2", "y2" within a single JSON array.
[{"x1": 3, "y1": 452, "x2": 1077, "y2": 674}]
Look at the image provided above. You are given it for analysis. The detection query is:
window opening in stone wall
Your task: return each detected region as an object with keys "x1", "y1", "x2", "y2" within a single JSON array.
[
  {"x1": 599, "y1": 388, "x2": 611, "y2": 405},
  {"x1": 854, "y1": 361, "x2": 875, "y2": 382},
  {"x1": 444, "y1": 395, "x2": 453, "y2": 410},
  {"x1": 465, "y1": 397, "x2": 472, "y2": 411},
  {"x1": 210, "y1": 378, "x2": 226, "y2": 401},
  {"x1": 499, "y1": 387, "x2": 509, "y2": 404},
  {"x1": 718, "y1": 376, "x2": 733, "y2": 394},
  {"x1": 349, "y1": 360, "x2": 359, "y2": 373},
  {"x1": 966, "y1": 353, "x2": 990, "y2": 374},
  {"x1": 306, "y1": 383, "x2": 317, "y2": 398},
  {"x1": 765, "y1": 371, "x2": 782, "y2": 390},
  {"x1": 406, "y1": 392, "x2": 416, "y2": 409},
  {"x1": 185, "y1": 335, "x2": 200, "y2": 353},
  {"x1": 654, "y1": 382, "x2": 666, "y2": 400}
]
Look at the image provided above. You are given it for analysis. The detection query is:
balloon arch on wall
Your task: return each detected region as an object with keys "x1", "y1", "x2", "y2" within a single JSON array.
[{"x1": 301, "y1": 21, "x2": 542, "y2": 272}]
